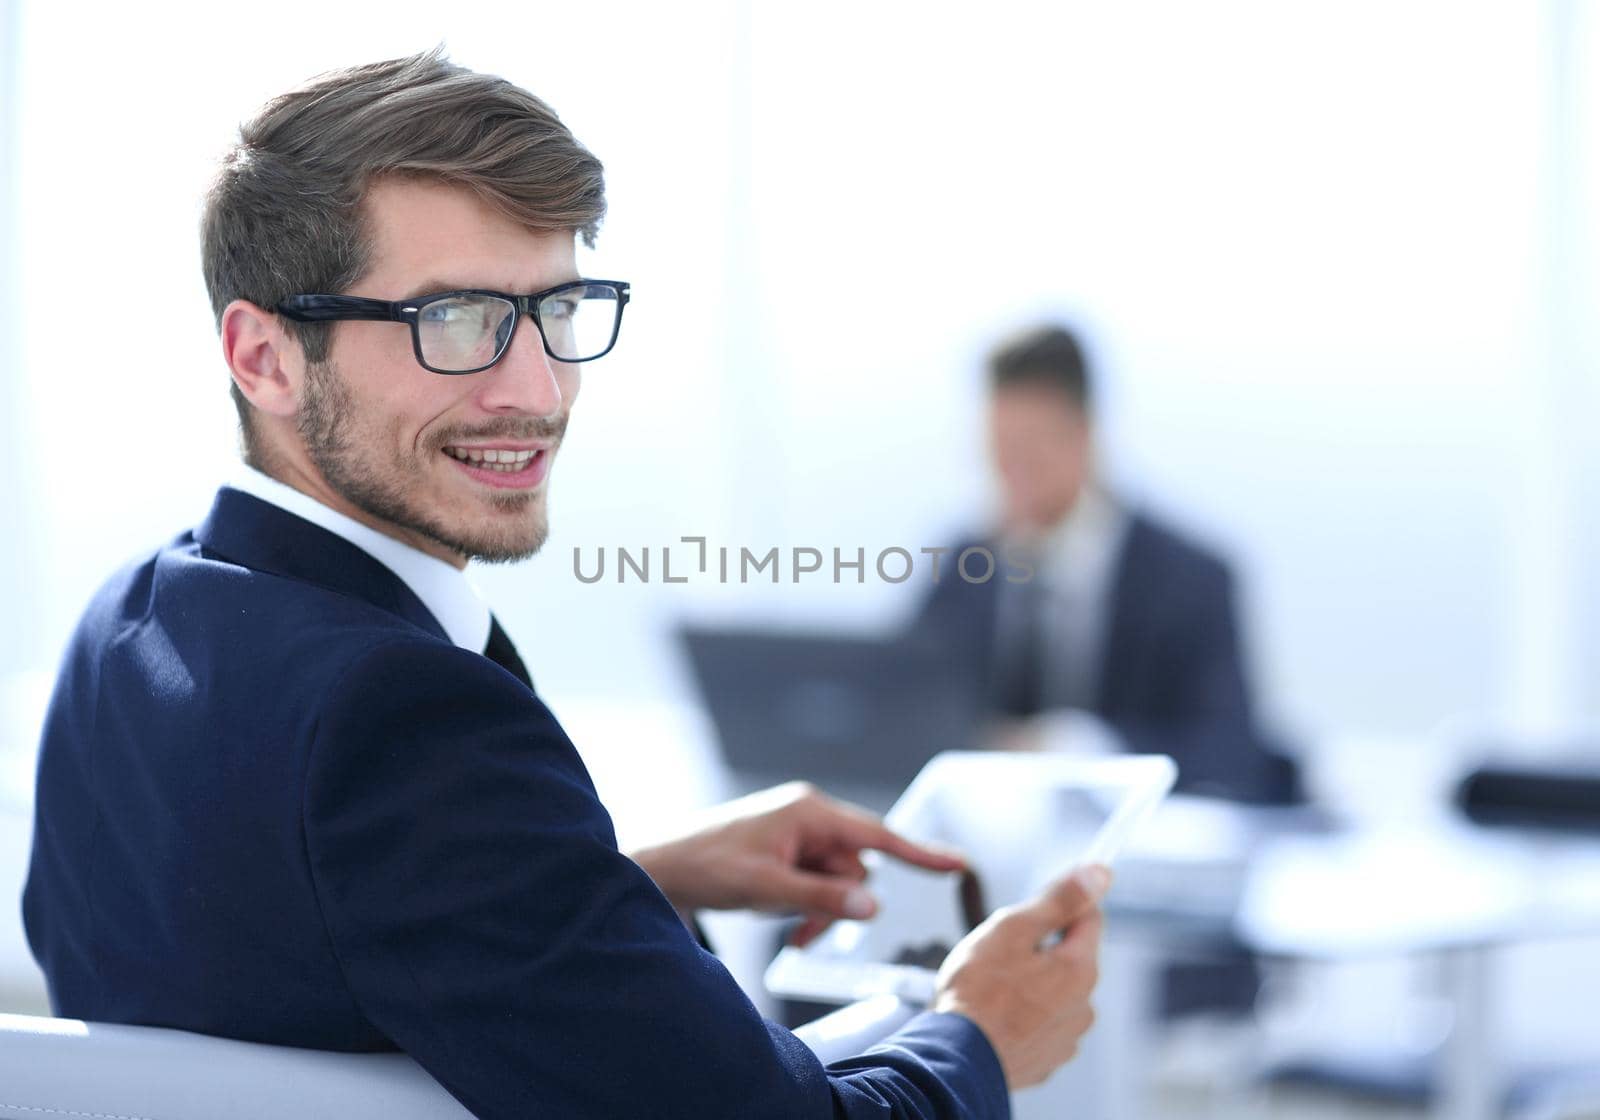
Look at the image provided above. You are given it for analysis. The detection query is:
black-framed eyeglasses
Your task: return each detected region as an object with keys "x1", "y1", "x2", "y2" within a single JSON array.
[{"x1": 276, "y1": 279, "x2": 631, "y2": 374}]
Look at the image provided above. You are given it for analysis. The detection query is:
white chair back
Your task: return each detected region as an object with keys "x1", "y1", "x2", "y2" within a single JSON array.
[{"x1": 0, "y1": 1012, "x2": 475, "y2": 1120}]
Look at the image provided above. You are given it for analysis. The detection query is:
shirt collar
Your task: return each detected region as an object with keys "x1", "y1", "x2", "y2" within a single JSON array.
[
  {"x1": 226, "y1": 465, "x2": 492, "y2": 653},
  {"x1": 1002, "y1": 484, "x2": 1129, "y2": 594},
  {"x1": 1044, "y1": 485, "x2": 1124, "y2": 563}
]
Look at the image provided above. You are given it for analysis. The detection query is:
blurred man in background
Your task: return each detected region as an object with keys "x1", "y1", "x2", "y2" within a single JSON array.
[
  {"x1": 915, "y1": 323, "x2": 1299, "y2": 806},
  {"x1": 913, "y1": 323, "x2": 1301, "y2": 1020}
]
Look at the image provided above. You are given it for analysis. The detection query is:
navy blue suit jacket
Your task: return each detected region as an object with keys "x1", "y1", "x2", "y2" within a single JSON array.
[
  {"x1": 24, "y1": 488, "x2": 1007, "y2": 1119},
  {"x1": 916, "y1": 511, "x2": 1299, "y2": 805}
]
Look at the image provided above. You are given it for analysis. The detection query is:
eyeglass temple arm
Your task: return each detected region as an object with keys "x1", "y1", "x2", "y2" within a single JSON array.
[{"x1": 276, "y1": 295, "x2": 404, "y2": 323}]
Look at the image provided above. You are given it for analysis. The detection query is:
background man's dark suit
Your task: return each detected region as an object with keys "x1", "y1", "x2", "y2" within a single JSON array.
[
  {"x1": 915, "y1": 508, "x2": 1299, "y2": 1017},
  {"x1": 23, "y1": 488, "x2": 1006, "y2": 1120},
  {"x1": 916, "y1": 510, "x2": 1300, "y2": 805}
]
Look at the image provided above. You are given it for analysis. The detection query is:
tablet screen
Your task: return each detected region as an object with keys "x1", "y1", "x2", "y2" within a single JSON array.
[{"x1": 766, "y1": 752, "x2": 1176, "y2": 1006}]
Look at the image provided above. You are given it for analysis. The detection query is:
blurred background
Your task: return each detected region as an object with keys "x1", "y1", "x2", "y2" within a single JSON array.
[{"x1": 1, "y1": 1, "x2": 1597, "y2": 1117}]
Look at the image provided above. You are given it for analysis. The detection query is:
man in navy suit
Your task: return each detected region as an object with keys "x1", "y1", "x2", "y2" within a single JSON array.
[
  {"x1": 22, "y1": 51, "x2": 1108, "y2": 1118},
  {"x1": 916, "y1": 325, "x2": 1300, "y2": 806}
]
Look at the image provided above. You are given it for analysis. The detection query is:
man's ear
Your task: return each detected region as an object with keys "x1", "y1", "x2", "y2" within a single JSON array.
[{"x1": 221, "y1": 300, "x2": 304, "y2": 419}]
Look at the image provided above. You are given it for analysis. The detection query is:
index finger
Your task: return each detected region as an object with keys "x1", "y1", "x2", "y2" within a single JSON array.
[{"x1": 828, "y1": 805, "x2": 966, "y2": 873}]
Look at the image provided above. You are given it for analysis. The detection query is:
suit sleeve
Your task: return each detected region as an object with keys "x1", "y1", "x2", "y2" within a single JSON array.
[
  {"x1": 909, "y1": 537, "x2": 994, "y2": 629},
  {"x1": 1170, "y1": 563, "x2": 1253, "y2": 726},
  {"x1": 1111, "y1": 564, "x2": 1300, "y2": 804},
  {"x1": 905, "y1": 537, "x2": 1001, "y2": 703},
  {"x1": 300, "y1": 638, "x2": 1008, "y2": 1120}
]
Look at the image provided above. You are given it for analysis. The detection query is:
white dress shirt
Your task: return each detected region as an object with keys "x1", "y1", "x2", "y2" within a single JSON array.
[{"x1": 225, "y1": 465, "x2": 492, "y2": 654}]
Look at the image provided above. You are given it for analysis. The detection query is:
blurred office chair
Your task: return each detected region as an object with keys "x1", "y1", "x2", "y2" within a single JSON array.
[
  {"x1": 0, "y1": 1013, "x2": 474, "y2": 1120},
  {"x1": 1455, "y1": 756, "x2": 1600, "y2": 834},
  {"x1": 1460, "y1": 748, "x2": 1600, "y2": 1120}
]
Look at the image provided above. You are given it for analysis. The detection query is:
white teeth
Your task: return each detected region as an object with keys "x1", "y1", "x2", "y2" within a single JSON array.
[{"x1": 445, "y1": 447, "x2": 540, "y2": 471}]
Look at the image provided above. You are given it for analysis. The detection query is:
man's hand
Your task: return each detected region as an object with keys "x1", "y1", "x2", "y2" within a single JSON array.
[
  {"x1": 628, "y1": 782, "x2": 964, "y2": 945},
  {"x1": 933, "y1": 866, "x2": 1109, "y2": 1090}
]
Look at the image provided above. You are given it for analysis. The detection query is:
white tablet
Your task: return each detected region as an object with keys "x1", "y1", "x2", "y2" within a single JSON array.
[{"x1": 766, "y1": 751, "x2": 1177, "y2": 1007}]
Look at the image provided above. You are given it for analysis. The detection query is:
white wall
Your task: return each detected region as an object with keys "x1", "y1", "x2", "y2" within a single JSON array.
[
  {"x1": 4, "y1": 0, "x2": 1594, "y2": 761},
  {"x1": 723, "y1": 2, "x2": 1555, "y2": 753},
  {"x1": 0, "y1": 0, "x2": 31, "y2": 682}
]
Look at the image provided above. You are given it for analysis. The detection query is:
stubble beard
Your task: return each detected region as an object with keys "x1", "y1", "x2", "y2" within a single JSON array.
[{"x1": 297, "y1": 359, "x2": 557, "y2": 564}]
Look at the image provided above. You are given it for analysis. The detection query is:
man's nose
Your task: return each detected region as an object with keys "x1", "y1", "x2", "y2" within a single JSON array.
[{"x1": 476, "y1": 314, "x2": 565, "y2": 417}]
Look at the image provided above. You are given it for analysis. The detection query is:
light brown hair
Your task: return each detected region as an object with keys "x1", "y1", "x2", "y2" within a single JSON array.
[{"x1": 201, "y1": 47, "x2": 606, "y2": 459}]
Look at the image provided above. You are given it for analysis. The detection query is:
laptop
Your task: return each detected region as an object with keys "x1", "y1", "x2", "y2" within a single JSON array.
[{"x1": 678, "y1": 625, "x2": 983, "y2": 805}]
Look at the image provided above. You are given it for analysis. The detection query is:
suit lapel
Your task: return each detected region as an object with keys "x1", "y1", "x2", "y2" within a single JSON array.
[
  {"x1": 194, "y1": 487, "x2": 450, "y2": 643},
  {"x1": 1094, "y1": 513, "x2": 1153, "y2": 714}
]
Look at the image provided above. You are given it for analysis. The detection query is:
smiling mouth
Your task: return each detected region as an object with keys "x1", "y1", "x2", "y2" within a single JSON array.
[{"x1": 443, "y1": 446, "x2": 543, "y2": 473}]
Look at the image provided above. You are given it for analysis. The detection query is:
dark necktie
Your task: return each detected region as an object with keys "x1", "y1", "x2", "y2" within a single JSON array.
[
  {"x1": 998, "y1": 573, "x2": 1046, "y2": 718},
  {"x1": 483, "y1": 615, "x2": 534, "y2": 691}
]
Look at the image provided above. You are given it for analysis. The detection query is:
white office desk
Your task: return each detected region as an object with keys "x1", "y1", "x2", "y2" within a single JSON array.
[{"x1": 1098, "y1": 802, "x2": 1600, "y2": 1120}]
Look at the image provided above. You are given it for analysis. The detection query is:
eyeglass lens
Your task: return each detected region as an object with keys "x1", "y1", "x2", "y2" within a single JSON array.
[{"x1": 415, "y1": 285, "x2": 621, "y2": 371}]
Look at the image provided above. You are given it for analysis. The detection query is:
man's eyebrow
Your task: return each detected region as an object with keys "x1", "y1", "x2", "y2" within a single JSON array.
[
  {"x1": 399, "y1": 277, "x2": 585, "y2": 302},
  {"x1": 398, "y1": 280, "x2": 471, "y2": 302}
]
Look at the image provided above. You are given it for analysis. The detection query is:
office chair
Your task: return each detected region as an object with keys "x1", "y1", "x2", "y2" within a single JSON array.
[{"x1": 0, "y1": 1012, "x2": 474, "y2": 1120}]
